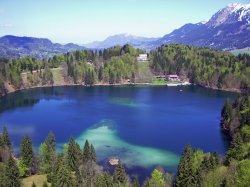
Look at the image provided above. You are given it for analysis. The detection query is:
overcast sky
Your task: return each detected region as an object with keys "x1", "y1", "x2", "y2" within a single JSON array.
[{"x1": 0, "y1": 0, "x2": 249, "y2": 43}]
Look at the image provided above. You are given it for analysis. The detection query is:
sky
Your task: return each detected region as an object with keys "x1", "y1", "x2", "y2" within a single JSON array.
[{"x1": 0, "y1": 0, "x2": 249, "y2": 44}]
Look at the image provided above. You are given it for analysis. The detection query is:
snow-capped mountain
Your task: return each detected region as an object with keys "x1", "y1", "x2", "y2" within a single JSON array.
[
  {"x1": 84, "y1": 34, "x2": 159, "y2": 49},
  {"x1": 148, "y1": 3, "x2": 250, "y2": 50},
  {"x1": 207, "y1": 3, "x2": 250, "y2": 27}
]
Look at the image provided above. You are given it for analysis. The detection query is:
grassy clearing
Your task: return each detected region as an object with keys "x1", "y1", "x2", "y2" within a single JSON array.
[
  {"x1": 51, "y1": 68, "x2": 65, "y2": 85},
  {"x1": 22, "y1": 174, "x2": 50, "y2": 187},
  {"x1": 136, "y1": 62, "x2": 154, "y2": 83},
  {"x1": 152, "y1": 78, "x2": 167, "y2": 85}
]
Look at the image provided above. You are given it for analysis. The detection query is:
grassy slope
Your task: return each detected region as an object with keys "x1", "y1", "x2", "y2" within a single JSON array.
[
  {"x1": 136, "y1": 61, "x2": 154, "y2": 83},
  {"x1": 22, "y1": 175, "x2": 50, "y2": 187}
]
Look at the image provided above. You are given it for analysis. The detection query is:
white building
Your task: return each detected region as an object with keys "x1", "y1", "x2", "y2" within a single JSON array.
[
  {"x1": 137, "y1": 54, "x2": 148, "y2": 62},
  {"x1": 167, "y1": 74, "x2": 180, "y2": 81}
]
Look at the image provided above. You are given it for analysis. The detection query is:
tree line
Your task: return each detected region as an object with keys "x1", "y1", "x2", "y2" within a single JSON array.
[
  {"x1": 1, "y1": 44, "x2": 250, "y2": 95},
  {"x1": 151, "y1": 44, "x2": 250, "y2": 92}
]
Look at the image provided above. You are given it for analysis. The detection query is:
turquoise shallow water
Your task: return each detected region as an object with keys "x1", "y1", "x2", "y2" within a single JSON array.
[{"x1": 0, "y1": 85, "x2": 237, "y2": 179}]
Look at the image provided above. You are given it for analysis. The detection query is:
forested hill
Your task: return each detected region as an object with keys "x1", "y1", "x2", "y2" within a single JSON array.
[
  {"x1": 151, "y1": 44, "x2": 250, "y2": 92},
  {"x1": 0, "y1": 44, "x2": 249, "y2": 97}
]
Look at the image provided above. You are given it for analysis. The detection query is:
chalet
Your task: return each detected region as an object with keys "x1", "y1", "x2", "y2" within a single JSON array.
[
  {"x1": 167, "y1": 74, "x2": 179, "y2": 81},
  {"x1": 137, "y1": 54, "x2": 148, "y2": 62}
]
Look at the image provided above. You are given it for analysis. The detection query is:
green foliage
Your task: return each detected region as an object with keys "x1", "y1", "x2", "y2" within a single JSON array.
[
  {"x1": 54, "y1": 162, "x2": 76, "y2": 187},
  {"x1": 132, "y1": 176, "x2": 140, "y2": 187},
  {"x1": 236, "y1": 159, "x2": 250, "y2": 187},
  {"x1": 0, "y1": 163, "x2": 6, "y2": 187},
  {"x1": 45, "y1": 131, "x2": 56, "y2": 152},
  {"x1": 66, "y1": 137, "x2": 81, "y2": 171},
  {"x1": 90, "y1": 144, "x2": 97, "y2": 163},
  {"x1": 148, "y1": 169, "x2": 165, "y2": 187},
  {"x1": 151, "y1": 44, "x2": 250, "y2": 91},
  {"x1": 20, "y1": 136, "x2": 34, "y2": 176},
  {"x1": 226, "y1": 133, "x2": 245, "y2": 162},
  {"x1": 113, "y1": 161, "x2": 127, "y2": 185},
  {"x1": 1, "y1": 127, "x2": 11, "y2": 149},
  {"x1": 5, "y1": 156, "x2": 20, "y2": 187},
  {"x1": 174, "y1": 145, "x2": 196, "y2": 187},
  {"x1": 39, "y1": 131, "x2": 56, "y2": 174},
  {"x1": 221, "y1": 99, "x2": 233, "y2": 131},
  {"x1": 82, "y1": 140, "x2": 91, "y2": 162}
]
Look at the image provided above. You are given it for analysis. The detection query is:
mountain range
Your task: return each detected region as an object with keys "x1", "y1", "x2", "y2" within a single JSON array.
[
  {"x1": 0, "y1": 3, "x2": 250, "y2": 59},
  {"x1": 0, "y1": 35, "x2": 86, "y2": 59}
]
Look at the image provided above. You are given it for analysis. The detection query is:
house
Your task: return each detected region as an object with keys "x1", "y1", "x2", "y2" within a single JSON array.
[
  {"x1": 137, "y1": 54, "x2": 148, "y2": 62},
  {"x1": 167, "y1": 74, "x2": 179, "y2": 81}
]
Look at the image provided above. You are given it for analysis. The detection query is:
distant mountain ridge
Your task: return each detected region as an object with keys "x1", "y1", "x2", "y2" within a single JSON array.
[
  {"x1": 85, "y1": 3, "x2": 250, "y2": 51},
  {"x1": 0, "y1": 35, "x2": 86, "y2": 59},
  {"x1": 1, "y1": 3, "x2": 250, "y2": 58},
  {"x1": 83, "y1": 33, "x2": 159, "y2": 49},
  {"x1": 148, "y1": 3, "x2": 250, "y2": 50}
]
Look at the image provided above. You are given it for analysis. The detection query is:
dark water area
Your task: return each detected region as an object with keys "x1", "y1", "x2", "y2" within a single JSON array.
[{"x1": 0, "y1": 85, "x2": 238, "y2": 181}]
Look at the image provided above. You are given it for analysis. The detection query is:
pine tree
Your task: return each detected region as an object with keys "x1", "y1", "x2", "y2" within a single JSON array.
[
  {"x1": 221, "y1": 99, "x2": 233, "y2": 130},
  {"x1": 1, "y1": 127, "x2": 11, "y2": 148},
  {"x1": 94, "y1": 173, "x2": 105, "y2": 187},
  {"x1": 226, "y1": 133, "x2": 245, "y2": 161},
  {"x1": 90, "y1": 144, "x2": 96, "y2": 162},
  {"x1": 20, "y1": 136, "x2": 34, "y2": 176},
  {"x1": 148, "y1": 169, "x2": 165, "y2": 186},
  {"x1": 113, "y1": 160, "x2": 127, "y2": 184},
  {"x1": 55, "y1": 163, "x2": 76, "y2": 187},
  {"x1": 103, "y1": 172, "x2": 113, "y2": 187},
  {"x1": 132, "y1": 176, "x2": 140, "y2": 187},
  {"x1": 5, "y1": 156, "x2": 20, "y2": 187},
  {"x1": 83, "y1": 140, "x2": 91, "y2": 162},
  {"x1": 67, "y1": 137, "x2": 81, "y2": 171},
  {"x1": 45, "y1": 131, "x2": 56, "y2": 152},
  {"x1": 174, "y1": 145, "x2": 195, "y2": 187}
]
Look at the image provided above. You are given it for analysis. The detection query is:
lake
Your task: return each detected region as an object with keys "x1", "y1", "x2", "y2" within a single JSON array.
[{"x1": 0, "y1": 85, "x2": 237, "y2": 180}]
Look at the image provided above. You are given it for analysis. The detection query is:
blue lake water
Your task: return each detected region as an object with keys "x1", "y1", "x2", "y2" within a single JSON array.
[{"x1": 0, "y1": 85, "x2": 237, "y2": 180}]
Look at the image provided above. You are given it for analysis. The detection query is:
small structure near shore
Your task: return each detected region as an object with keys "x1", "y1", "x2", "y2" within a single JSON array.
[
  {"x1": 109, "y1": 157, "x2": 119, "y2": 166},
  {"x1": 167, "y1": 74, "x2": 180, "y2": 82}
]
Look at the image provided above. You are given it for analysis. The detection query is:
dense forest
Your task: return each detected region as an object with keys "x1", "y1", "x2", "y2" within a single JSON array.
[
  {"x1": 151, "y1": 44, "x2": 250, "y2": 92},
  {"x1": 0, "y1": 95, "x2": 249, "y2": 187},
  {"x1": 0, "y1": 44, "x2": 250, "y2": 97}
]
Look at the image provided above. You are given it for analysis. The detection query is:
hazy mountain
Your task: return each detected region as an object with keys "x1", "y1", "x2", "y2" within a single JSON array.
[
  {"x1": 0, "y1": 35, "x2": 86, "y2": 59},
  {"x1": 148, "y1": 3, "x2": 250, "y2": 50},
  {"x1": 83, "y1": 34, "x2": 159, "y2": 49}
]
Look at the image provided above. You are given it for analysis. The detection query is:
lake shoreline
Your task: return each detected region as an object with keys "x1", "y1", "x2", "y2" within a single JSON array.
[{"x1": 0, "y1": 81, "x2": 242, "y2": 98}]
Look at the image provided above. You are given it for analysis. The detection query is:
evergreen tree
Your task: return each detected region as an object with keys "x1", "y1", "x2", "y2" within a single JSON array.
[
  {"x1": 1, "y1": 127, "x2": 11, "y2": 148},
  {"x1": 5, "y1": 156, "x2": 20, "y2": 187},
  {"x1": 132, "y1": 176, "x2": 140, "y2": 187},
  {"x1": 226, "y1": 133, "x2": 245, "y2": 161},
  {"x1": 20, "y1": 136, "x2": 33, "y2": 176},
  {"x1": 66, "y1": 137, "x2": 81, "y2": 171},
  {"x1": 103, "y1": 172, "x2": 113, "y2": 187},
  {"x1": 55, "y1": 163, "x2": 76, "y2": 187},
  {"x1": 94, "y1": 173, "x2": 105, "y2": 187},
  {"x1": 113, "y1": 161, "x2": 127, "y2": 184},
  {"x1": 83, "y1": 140, "x2": 91, "y2": 162},
  {"x1": 221, "y1": 99, "x2": 233, "y2": 130},
  {"x1": 90, "y1": 144, "x2": 96, "y2": 162},
  {"x1": 174, "y1": 145, "x2": 195, "y2": 187},
  {"x1": 45, "y1": 131, "x2": 56, "y2": 152},
  {"x1": 148, "y1": 169, "x2": 165, "y2": 187}
]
